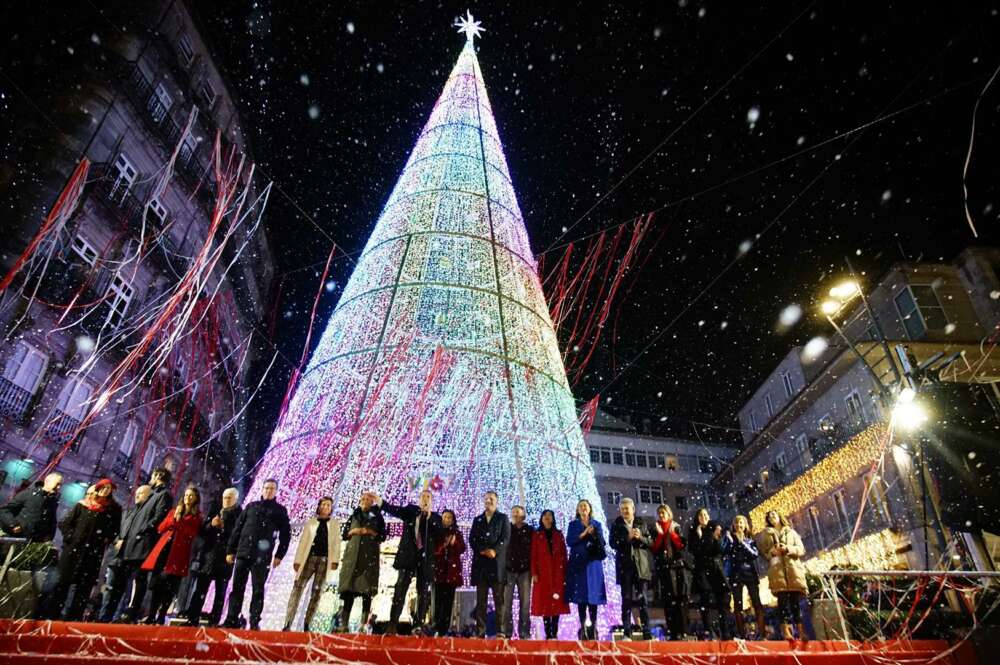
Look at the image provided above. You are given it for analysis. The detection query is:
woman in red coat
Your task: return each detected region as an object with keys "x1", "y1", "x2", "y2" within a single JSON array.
[
  {"x1": 432, "y1": 509, "x2": 466, "y2": 636},
  {"x1": 141, "y1": 485, "x2": 202, "y2": 624},
  {"x1": 531, "y1": 509, "x2": 570, "y2": 639}
]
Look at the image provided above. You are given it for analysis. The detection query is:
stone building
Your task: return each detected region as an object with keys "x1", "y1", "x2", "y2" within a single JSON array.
[{"x1": 0, "y1": 1, "x2": 273, "y2": 508}]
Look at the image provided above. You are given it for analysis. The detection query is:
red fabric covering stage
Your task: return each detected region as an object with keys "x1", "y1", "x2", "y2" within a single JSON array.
[{"x1": 0, "y1": 620, "x2": 979, "y2": 665}]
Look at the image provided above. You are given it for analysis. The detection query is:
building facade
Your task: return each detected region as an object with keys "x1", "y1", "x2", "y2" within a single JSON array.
[
  {"x1": 0, "y1": 1, "x2": 273, "y2": 509},
  {"x1": 714, "y1": 248, "x2": 1000, "y2": 575}
]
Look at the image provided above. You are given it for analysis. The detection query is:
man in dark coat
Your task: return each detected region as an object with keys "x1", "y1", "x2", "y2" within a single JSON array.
[
  {"x1": 0, "y1": 473, "x2": 62, "y2": 542},
  {"x1": 104, "y1": 467, "x2": 173, "y2": 622},
  {"x1": 182, "y1": 487, "x2": 242, "y2": 626},
  {"x1": 502, "y1": 505, "x2": 534, "y2": 639},
  {"x1": 610, "y1": 497, "x2": 654, "y2": 640},
  {"x1": 222, "y1": 478, "x2": 290, "y2": 630},
  {"x1": 374, "y1": 489, "x2": 442, "y2": 635},
  {"x1": 97, "y1": 484, "x2": 151, "y2": 621},
  {"x1": 469, "y1": 491, "x2": 510, "y2": 637}
]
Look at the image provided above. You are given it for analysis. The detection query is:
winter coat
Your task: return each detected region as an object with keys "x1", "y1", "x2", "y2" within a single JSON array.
[
  {"x1": 651, "y1": 520, "x2": 691, "y2": 600},
  {"x1": 530, "y1": 528, "x2": 569, "y2": 616},
  {"x1": 506, "y1": 523, "x2": 534, "y2": 574},
  {"x1": 722, "y1": 533, "x2": 760, "y2": 584},
  {"x1": 469, "y1": 511, "x2": 510, "y2": 586},
  {"x1": 338, "y1": 506, "x2": 386, "y2": 596},
  {"x1": 0, "y1": 484, "x2": 60, "y2": 542},
  {"x1": 433, "y1": 526, "x2": 466, "y2": 587},
  {"x1": 609, "y1": 516, "x2": 654, "y2": 584},
  {"x1": 293, "y1": 516, "x2": 343, "y2": 572},
  {"x1": 757, "y1": 526, "x2": 807, "y2": 594},
  {"x1": 120, "y1": 484, "x2": 172, "y2": 561},
  {"x1": 565, "y1": 518, "x2": 607, "y2": 606},
  {"x1": 227, "y1": 497, "x2": 291, "y2": 564},
  {"x1": 379, "y1": 502, "x2": 441, "y2": 571},
  {"x1": 688, "y1": 522, "x2": 727, "y2": 594},
  {"x1": 57, "y1": 500, "x2": 122, "y2": 584},
  {"x1": 141, "y1": 510, "x2": 202, "y2": 576},
  {"x1": 192, "y1": 505, "x2": 242, "y2": 577}
]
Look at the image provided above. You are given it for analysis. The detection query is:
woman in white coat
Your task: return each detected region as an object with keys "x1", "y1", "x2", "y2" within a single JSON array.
[{"x1": 283, "y1": 496, "x2": 342, "y2": 631}]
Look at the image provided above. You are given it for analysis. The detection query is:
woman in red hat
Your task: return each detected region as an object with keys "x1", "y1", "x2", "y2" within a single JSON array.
[
  {"x1": 44, "y1": 478, "x2": 121, "y2": 620},
  {"x1": 141, "y1": 485, "x2": 202, "y2": 624}
]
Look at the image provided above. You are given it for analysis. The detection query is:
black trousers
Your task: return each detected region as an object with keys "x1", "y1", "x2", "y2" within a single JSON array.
[
  {"x1": 657, "y1": 567, "x2": 689, "y2": 638},
  {"x1": 146, "y1": 572, "x2": 182, "y2": 623},
  {"x1": 694, "y1": 565, "x2": 730, "y2": 638},
  {"x1": 620, "y1": 576, "x2": 650, "y2": 634},
  {"x1": 389, "y1": 565, "x2": 432, "y2": 628},
  {"x1": 225, "y1": 558, "x2": 270, "y2": 627},
  {"x1": 185, "y1": 570, "x2": 231, "y2": 623},
  {"x1": 98, "y1": 559, "x2": 142, "y2": 622},
  {"x1": 475, "y1": 580, "x2": 506, "y2": 636},
  {"x1": 124, "y1": 568, "x2": 153, "y2": 620},
  {"x1": 433, "y1": 583, "x2": 457, "y2": 635},
  {"x1": 542, "y1": 615, "x2": 561, "y2": 639},
  {"x1": 46, "y1": 559, "x2": 100, "y2": 620}
]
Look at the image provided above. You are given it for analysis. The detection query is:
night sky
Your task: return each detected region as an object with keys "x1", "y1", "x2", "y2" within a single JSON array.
[
  {"x1": 197, "y1": 2, "x2": 1000, "y2": 449},
  {"x1": 7, "y1": 2, "x2": 998, "y2": 454}
]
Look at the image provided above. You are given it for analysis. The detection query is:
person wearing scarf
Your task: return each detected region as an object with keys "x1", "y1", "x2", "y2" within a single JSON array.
[
  {"x1": 431, "y1": 509, "x2": 465, "y2": 636},
  {"x1": 529, "y1": 509, "x2": 569, "y2": 639},
  {"x1": 42, "y1": 479, "x2": 122, "y2": 620},
  {"x1": 650, "y1": 503, "x2": 690, "y2": 639}
]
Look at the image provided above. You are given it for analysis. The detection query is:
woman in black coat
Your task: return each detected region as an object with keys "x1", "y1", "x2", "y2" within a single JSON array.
[
  {"x1": 44, "y1": 479, "x2": 121, "y2": 620},
  {"x1": 688, "y1": 507, "x2": 730, "y2": 639}
]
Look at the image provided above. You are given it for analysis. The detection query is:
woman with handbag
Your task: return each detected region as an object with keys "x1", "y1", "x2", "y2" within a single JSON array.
[{"x1": 565, "y1": 499, "x2": 607, "y2": 639}]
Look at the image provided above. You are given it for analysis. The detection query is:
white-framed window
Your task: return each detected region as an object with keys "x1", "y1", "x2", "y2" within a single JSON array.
[
  {"x1": 2, "y1": 342, "x2": 48, "y2": 395},
  {"x1": 147, "y1": 198, "x2": 169, "y2": 226},
  {"x1": 179, "y1": 133, "x2": 198, "y2": 165},
  {"x1": 199, "y1": 80, "x2": 217, "y2": 109},
  {"x1": 795, "y1": 433, "x2": 812, "y2": 469},
  {"x1": 637, "y1": 484, "x2": 663, "y2": 505},
  {"x1": 113, "y1": 421, "x2": 139, "y2": 476},
  {"x1": 809, "y1": 505, "x2": 825, "y2": 548},
  {"x1": 765, "y1": 392, "x2": 775, "y2": 417},
  {"x1": 845, "y1": 390, "x2": 866, "y2": 426},
  {"x1": 832, "y1": 490, "x2": 851, "y2": 534},
  {"x1": 665, "y1": 455, "x2": 679, "y2": 471},
  {"x1": 177, "y1": 32, "x2": 195, "y2": 67},
  {"x1": 651, "y1": 454, "x2": 665, "y2": 469},
  {"x1": 749, "y1": 411, "x2": 759, "y2": 432},
  {"x1": 148, "y1": 82, "x2": 173, "y2": 123},
  {"x1": 636, "y1": 451, "x2": 648, "y2": 468},
  {"x1": 894, "y1": 285, "x2": 948, "y2": 340},
  {"x1": 607, "y1": 491, "x2": 622, "y2": 506},
  {"x1": 141, "y1": 441, "x2": 157, "y2": 474},
  {"x1": 109, "y1": 153, "x2": 137, "y2": 203},
  {"x1": 70, "y1": 235, "x2": 98, "y2": 266},
  {"x1": 611, "y1": 449, "x2": 623, "y2": 465},
  {"x1": 782, "y1": 370, "x2": 795, "y2": 398},
  {"x1": 105, "y1": 273, "x2": 134, "y2": 330},
  {"x1": 775, "y1": 452, "x2": 787, "y2": 471},
  {"x1": 54, "y1": 378, "x2": 92, "y2": 421},
  {"x1": 589, "y1": 447, "x2": 600, "y2": 464},
  {"x1": 625, "y1": 450, "x2": 636, "y2": 467}
]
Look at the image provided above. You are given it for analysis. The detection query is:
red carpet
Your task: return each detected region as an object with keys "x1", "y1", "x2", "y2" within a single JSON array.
[{"x1": 0, "y1": 620, "x2": 979, "y2": 665}]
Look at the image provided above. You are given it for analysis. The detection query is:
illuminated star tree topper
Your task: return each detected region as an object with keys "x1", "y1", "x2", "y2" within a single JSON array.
[{"x1": 454, "y1": 10, "x2": 485, "y2": 42}]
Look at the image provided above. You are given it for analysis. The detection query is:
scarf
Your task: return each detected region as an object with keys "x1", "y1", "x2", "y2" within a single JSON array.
[{"x1": 82, "y1": 479, "x2": 115, "y2": 512}]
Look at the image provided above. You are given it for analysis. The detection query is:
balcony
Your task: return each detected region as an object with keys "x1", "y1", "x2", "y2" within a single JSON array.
[
  {"x1": 0, "y1": 378, "x2": 34, "y2": 424},
  {"x1": 41, "y1": 411, "x2": 83, "y2": 449}
]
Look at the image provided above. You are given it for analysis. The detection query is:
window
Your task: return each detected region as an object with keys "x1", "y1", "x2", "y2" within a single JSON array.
[
  {"x1": 2, "y1": 342, "x2": 48, "y2": 395},
  {"x1": 199, "y1": 80, "x2": 217, "y2": 109},
  {"x1": 795, "y1": 433, "x2": 812, "y2": 468},
  {"x1": 895, "y1": 285, "x2": 948, "y2": 340},
  {"x1": 775, "y1": 452, "x2": 787, "y2": 471},
  {"x1": 765, "y1": 392, "x2": 775, "y2": 417},
  {"x1": 809, "y1": 505, "x2": 825, "y2": 548},
  {"x1": 612, "y1": 449, "x2": 623, "y2": 465},
  {"x1": 833, "y1": 490, "x2": 850, "y2": 534},
  {"x1": 54, "y1": 378, "x2": 91, "y2": 421},
  {"x1": 148, "y1": 82, "x2": 173, "y2": 123},
  {"x1": 698, "y1": 457, "x2": 718, "y2": 474},
  {"x1": 749, "y1": 411, "x2": 759, "y2": 432},
  {"x1": 625, "y1": 450, "x2": 636, "y2": 467},
  {"x1": 782, "y1": 371, "x2": 795, "y2": 398},
  {"x1": 71, "y1": 235, "x2": 98, "y2": 267},
  {"x1": 179, "y1": 133, "x2": 198, "y2": 165},
  {"x1": 636, "y1": 451, "x2": 648, "y2": 468},
  {"x1": 637, "y1": 484, "x2": 663, "y2": 505},
  {"x1": 114, "y1": 422, "x2": 138, "y2": 476},
  {"x1": 109, "y1": 153, "x2": 137, "y2": 203},
  {"x1": 148, "y1": 198, "x2": 169, "y2": 226},
  {"x1": 665, "y1": 455, "x2": 679, "y2": 471},
  {"x1": 105, "y1": 273, "x2": 134, "y2": 330},
  {"x1": 865, "y1": 473, "x2": 891, "y2": 524},
  {"x1": 674, "y1": 495, "x2": 688, "y2": 511},
  {"x1": 607, "y1": 491, "x2": 622, "y2": 506},
  {"x1": 845, "y1": 390, "x2": 866, "y2": 426},
  {"x1": 652, "y1": 454, "x2": 665, "y2": 469},
  {"x1": 589, "y1": 448, "x2": 600, "y2": 464},
  {"x1": 177, "y1": 32, "x2": 195, "y2": 67},
  {"x1": 141, "y1": 442, "x2": 157, "y2": 474},
  {"x1": 600, "y1": 448, "x2": 611, "y2": 464}
]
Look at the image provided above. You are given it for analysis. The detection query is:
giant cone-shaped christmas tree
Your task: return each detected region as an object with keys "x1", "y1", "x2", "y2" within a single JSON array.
[{"x1": 250, "y1": 18, "x2": 614, "y2": 627}]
